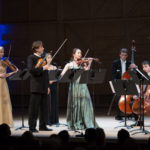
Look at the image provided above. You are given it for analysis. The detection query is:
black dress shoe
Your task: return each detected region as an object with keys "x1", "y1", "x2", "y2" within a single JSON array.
[
  {"x1": 115, "y1": 116, "x2": 123, "y2": 120},
  {"x1": 29, "y1": 128, "x2": 38, "y2": 132},
  {"x1": 39, "y1": 127, "x2": 53, "y2": 131},
  {"x1": 136, "y1": 120, "x2": 143, "y2": 126},
  {"x1": 134, "y1": 115, "x2": 139, "y2": 121}
]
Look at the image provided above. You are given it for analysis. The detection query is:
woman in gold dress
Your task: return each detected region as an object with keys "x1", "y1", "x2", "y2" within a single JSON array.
[{"x1": 0, "y1": 46, "x2": 18, "y2": 127}]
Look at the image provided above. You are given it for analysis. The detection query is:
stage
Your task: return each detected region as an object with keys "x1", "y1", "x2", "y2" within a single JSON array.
[{"x1": 11, "y1": 115, "x2": 150, "y2": 143}]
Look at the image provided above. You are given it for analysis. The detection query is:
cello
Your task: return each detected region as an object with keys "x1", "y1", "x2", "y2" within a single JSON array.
[
  {"x1": 132, "y1": 80, "x2": 150, "y2": 115},
  {"x1": 118, "y1": 40, "x2": 136, "y2": 114}
]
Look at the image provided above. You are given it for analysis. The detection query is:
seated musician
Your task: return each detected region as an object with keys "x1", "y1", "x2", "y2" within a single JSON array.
[
  {"x1": 142, "y1": 60, "x2": 150, "y2": 76},
  {"x1": 111, "y1": 48, "x2": 137, "y2": 120},
  {"x1": 131, "y1": 60, "x2": 150, "y2": 125}
]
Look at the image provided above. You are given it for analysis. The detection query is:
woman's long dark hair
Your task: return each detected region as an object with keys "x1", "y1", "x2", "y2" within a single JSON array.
[{"x1": 70, "y1": 48, "x2": 81, "y2": 61}]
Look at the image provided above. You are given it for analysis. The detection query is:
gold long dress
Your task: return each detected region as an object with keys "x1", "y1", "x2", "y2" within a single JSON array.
[{"x1": 0, "y1": 62, "x2": 13, "y2": 127}]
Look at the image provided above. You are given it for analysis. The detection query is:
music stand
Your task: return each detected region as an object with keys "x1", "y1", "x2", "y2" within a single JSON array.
[
  {"x1": 79, "y1": 69, "x2": 106, "y2": 123},
  {"x1": 128, "y1": 70, "x2": 150, "y2": 134},
  {"x1": 48, "y1": 69, "x2": 62, "y2": 81},
  {"x1": 79, "y1": 69, "x2": 106, "y2": 84},
  {"x1": 9, "y1": 69, "x2": 30, "y2": 130},
  {"x1": 59, "y1": 69, "x2": 83, "y2": 83},
  {"x1": 109, "y1": 80, "x2": 139, "y2": 129}
]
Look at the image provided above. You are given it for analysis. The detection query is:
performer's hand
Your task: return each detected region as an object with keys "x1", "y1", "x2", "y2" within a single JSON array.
[
  {"x1": 11, "y1": 68, "x2": 19, "y2": 75},
  {"x1": 49, "y1": 81, "x2": 53, "y2": 84},
  {"x1": 43, "y1": 65, "x2": 49, "y2": 70},
  {"x1": 49, "y1": 80, "x2": 56, "y2": 84},
  {"x1": 130, "y1": 63, "x2": 137, "y2": 69},
  {"x1": 0, "y1": 73, "x2": 7, "y2": 78},
  {"x1": 88, "y1": 58, "x2": 93, "y2": 63},
  {"x1": 47, "y1": 87, "x2": 50, "y2": 95},
  {"x1": 133, "y1": 95, "x2": 138, "y2": 100},
  {"x1": 14, "y1": 68, "x2": 19, "y2": 73},
  {"x1": 6, "y1": 68, "x2": 18, "y2": 77}
]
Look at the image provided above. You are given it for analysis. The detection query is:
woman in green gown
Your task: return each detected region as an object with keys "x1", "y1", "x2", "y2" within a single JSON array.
[{"x1": 61, "y1": 48, "x2": 98, "y2": 130}]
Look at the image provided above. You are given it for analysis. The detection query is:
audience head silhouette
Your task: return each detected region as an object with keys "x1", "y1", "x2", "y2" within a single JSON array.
[{"x1": 0, "y1": 123, "x2": 11, "y2": 138}]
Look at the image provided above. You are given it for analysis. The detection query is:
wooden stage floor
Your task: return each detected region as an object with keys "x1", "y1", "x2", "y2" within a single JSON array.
[{"x1": 11, "y1": 115, "x2": 150, "y2": 143}]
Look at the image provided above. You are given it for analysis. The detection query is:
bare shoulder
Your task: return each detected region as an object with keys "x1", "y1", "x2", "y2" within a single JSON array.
[
  {"x1": 51, "y1": 65, "x2": 57, "y2": 70},
  {"x1": 65, "y1": 62, "x2": 71, "y2": 68}
]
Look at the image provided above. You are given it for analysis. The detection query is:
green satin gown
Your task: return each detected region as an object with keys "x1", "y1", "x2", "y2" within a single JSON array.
[{"x1": 66, "y1": 62, "x2": 98, "y2": 130}]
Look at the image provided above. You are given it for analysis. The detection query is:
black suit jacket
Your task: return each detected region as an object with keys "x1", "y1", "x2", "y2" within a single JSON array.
[
  {"x1": 111, "y1": 59, "x2": 131, "y2": 80},
  {"x1": 27, "y1": 54, "x2": 49, "y2": 94}
]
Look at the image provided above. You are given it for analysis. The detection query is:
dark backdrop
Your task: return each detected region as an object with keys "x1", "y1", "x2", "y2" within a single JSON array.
[{"x1": 0, "y1": 0, "x2": 150, "y2": 110}]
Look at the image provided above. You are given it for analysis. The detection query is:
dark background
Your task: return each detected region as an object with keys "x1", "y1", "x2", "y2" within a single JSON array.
[{"x1": 0, "y1": 0, "x2": 150, "y2": 111}]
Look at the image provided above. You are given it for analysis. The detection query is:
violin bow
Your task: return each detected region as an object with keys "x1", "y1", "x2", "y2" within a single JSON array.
[
  {"x1": 7, "y1": 44, "x2": 12, "y2": 59},
  {"x1": 78, "y1": 48, "x2": 89, "y2": 68},
  {"x1": 83, "y1": 48, "x2": 89, "y2": 59},
  {"x1": 38, "y1": 38, "x2": 67, "y2": 67},
  {"x1": 51, "y1": 38, "x2": 68, "y2": 60}
]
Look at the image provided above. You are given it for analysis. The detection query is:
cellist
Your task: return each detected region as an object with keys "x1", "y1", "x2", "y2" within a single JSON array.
[
  {"x1": 142, "y1": 60, "x2": 150, "y2": 76},
  {"x1": 131, "y1": 60, "x2": 150, "y2": 118},
  {"x1": 111, "y1": 48, "x2": 137, "y2": 120}
]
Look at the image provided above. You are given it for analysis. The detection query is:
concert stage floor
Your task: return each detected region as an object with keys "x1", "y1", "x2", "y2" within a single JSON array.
[{"x1": 11, "y1": 115, "x2": 150, "y2": 143}]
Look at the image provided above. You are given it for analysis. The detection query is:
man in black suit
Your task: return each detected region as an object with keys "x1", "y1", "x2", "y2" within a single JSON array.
[
  {"x1": 27, "y1": 41, "x2": 52, "y2": 132},
  {"x1": 111, "y1": 48, "x2": 131, "y2": 120}
]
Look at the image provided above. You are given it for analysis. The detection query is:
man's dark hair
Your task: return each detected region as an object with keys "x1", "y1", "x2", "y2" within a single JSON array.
[
  {"x1": 120, "y1": 48, "x2": 128, "y2": 54},
  {"x1": 142, "y1": 60, "x2": 150, "y2": 66}
]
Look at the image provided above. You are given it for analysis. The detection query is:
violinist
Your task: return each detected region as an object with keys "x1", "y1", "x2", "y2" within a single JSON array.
[
  {"x1": 0, "y1": 46, "x2": 18, "y2": 127},
  {"x1": 46, "y1": 54, "x2": 59, "y2": 126},
  {"x1": 60, "y1": 48, "x2": 98, "y2": 130},
  {"x1": 27, "y1": 41, "x2": 52, "y2": 132},
  {"x1": 111, "y1": 48, "x2": 137, "y2": 120}
]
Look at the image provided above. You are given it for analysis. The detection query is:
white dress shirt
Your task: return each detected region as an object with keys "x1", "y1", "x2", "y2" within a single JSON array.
[
  {"x1": 121, "y1": 59, "x2": 126, "y2": 75},
  {"x1": 34, "y1": 53, "x2": 41, "y2": 57}
]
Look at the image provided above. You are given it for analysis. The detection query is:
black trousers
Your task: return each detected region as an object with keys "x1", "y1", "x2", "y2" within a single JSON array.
[
  {"x1": 28, "y1": 93, "x2": 47, "y2": 129},
  {"x1": 115, "y1": 95, "x2": 122, "y2": 117},
  {"x1": 47, "y1": 83, "x2": 59, "y2": 125}
]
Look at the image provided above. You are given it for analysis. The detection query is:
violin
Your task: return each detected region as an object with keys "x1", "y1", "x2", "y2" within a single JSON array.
[
  {"x1": 0, "y1": 57, "x2": 17, "y2": 72},
  {"x1": 35, "y1": 38, "x2": 68, "y2": 68},
  {"x1": 35, "y1": 53, "x2": 49, "y2": 68},
  {"x1": 76, "y1": 58, "x2": 99, "y2": 66}
]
